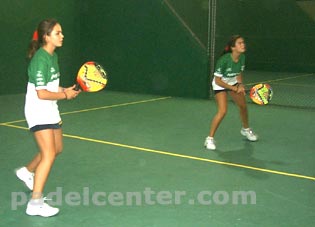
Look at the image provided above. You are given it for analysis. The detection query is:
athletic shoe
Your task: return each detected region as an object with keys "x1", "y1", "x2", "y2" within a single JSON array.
[
  {"x1": 26, "y1": 197, "x2": 59, "y2": 217},
  {"x1": 204, "y1": 136, "x2": 216, "y2": 150},
  {"x1": 241, "y1": 128, "x2": 258, "y2": 141},
  {"x1": 15, "y1": 167, "x2": 34, "y2": 190}
]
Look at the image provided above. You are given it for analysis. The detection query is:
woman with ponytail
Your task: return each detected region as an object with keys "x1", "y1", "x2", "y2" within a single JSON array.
[
  {"x1": 204, "y1": 35, "x2": 258, "y2": 150},
  {"x1": 15, "y1": 18, "x2": 80, "y2": 217}
]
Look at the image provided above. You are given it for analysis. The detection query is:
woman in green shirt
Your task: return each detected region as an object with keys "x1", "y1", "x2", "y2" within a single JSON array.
[
  {"x1": 205, "y1": 35, "x2": 258, "y2": 150},
  {"x1": 16, "y1": 18, "x2": 80, "y2": 217}
]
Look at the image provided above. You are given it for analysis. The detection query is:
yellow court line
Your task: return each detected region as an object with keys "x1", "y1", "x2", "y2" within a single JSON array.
[
  {"x1": 61, "y1": 96, "x2": 172, "y2": 116},
  {"x1": 246, "y1": 73, "x2": 314, "y2": 86},
  {"x1": 0, "y1": 96, "x2": 172, "y2": 125},
  {"x1": 0, "y1": 123, "x2": 28, "y2": 130},
  {"x1": 63, "y1": 134, "x2": 315, "y2": 182},
  {"x1": 1, "y1": 122, "x2": 314, "y2": 181},
  {"x1": 267, "y1": 82, "x2": 315, "y2": 88}
]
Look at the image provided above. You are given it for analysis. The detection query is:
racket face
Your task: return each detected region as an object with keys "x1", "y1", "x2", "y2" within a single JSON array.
[
  {"x1": 76, "y1": 61, "x2": 108, "y2": 92},
  {"x1": 250, "y1": 83, "x2": 273, "y2": 105}
]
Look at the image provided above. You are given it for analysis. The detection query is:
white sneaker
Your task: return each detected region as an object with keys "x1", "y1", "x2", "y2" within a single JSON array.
[
  {"x1": 26, "y1": 198, "x2": 59, "y2": 217},
  {"x1": 241, "y1": 128, "x2": 258, "y2": 141},
  {"x1": 204, "y1": 137, "x2": 216, "y2": 150},
  {"x1": 16, "y1": 167, "x2": 34, "y2": 190}
]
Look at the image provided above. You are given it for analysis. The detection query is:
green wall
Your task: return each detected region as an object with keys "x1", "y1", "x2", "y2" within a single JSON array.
[
  {"x1": 1, "y1": 0, "x2": 315, "y2": 97},
  {"x1": 165, "y1": 0, "x2": 209, "y2": 48},
  {"x1": 0, "y1": 0, "x2": 82, "y2": 95},
  {"x1": 0, "y1": 0, "x2": 208, "y2": 98},
  {"x1": 215, "y1": 0, "x2": 315, "y2": 72},
  {"x1": 79, "y1": 0, "x2": 209, "y2": 98}
]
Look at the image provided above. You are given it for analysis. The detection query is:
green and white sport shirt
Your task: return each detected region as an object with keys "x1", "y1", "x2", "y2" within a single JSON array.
[
  {"x1": 24, "y1": 48, "x2": 61, "y2": 129},
  {"x1": 212, "y1": 53, "x2": 245, "y2": 90}
]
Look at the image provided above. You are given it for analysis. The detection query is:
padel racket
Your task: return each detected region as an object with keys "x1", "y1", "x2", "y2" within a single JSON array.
[
  {"x1": 74, "y1": 61, "x2": 108, "y2": 92},
  {"x1": 249, "y1": 83, "x2": 273, "y2": 105}
]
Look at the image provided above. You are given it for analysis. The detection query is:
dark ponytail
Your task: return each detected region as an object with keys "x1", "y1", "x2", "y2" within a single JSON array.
[
  {"x1": 27, "y1": 39, "x2": 39, "y2": 59},
  {"x1": 27, "y1": 18, "x2": 59, "y2": 59},
  {"x1": 221, "y1": 35, "x2": 242, "y2": 56}
]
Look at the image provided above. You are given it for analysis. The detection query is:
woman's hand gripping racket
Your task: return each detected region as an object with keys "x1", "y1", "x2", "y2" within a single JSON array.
[{"x1": 74, "y1": 61, "x2": 108, "y2": 92}]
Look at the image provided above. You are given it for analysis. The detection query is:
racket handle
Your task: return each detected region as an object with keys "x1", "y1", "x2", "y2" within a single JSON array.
[{"x1": 74, "y1": 83, "x2": 80, "y2": 91}]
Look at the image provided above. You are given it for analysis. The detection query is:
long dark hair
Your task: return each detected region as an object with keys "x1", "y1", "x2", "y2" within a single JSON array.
[
  {"x1": 221, "y1": 35, "x2": 243, "y2": 56},
  {"x1": 27, "y1": 18, "x2": 59, "y2": 59}
]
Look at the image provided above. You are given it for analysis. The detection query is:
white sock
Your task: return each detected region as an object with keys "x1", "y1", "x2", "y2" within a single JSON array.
[
  {"x1": 22, "y1": 167, "x2": 33, "y2": 175},
  {"x1": 29, "y1": 198, "x2": 44, "y2": 206}
]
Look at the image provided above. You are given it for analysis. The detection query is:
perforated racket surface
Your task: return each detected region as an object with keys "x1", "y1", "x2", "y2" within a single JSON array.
[
  {"x1": 249, "y1": 83, "x2": 273, "y2": 105},
  {"x1": 75, "y1": 61, "x2": 108, "y2": 92}
]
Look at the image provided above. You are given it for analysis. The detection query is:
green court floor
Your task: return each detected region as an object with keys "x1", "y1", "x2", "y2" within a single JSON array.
[{"x1": 0, "y1": 91, "x2": 314, "y2": 227}]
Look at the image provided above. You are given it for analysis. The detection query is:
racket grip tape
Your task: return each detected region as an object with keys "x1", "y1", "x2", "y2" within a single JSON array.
[{"x1": 74, "y1": 83, "x2": 80, "y2": 91}]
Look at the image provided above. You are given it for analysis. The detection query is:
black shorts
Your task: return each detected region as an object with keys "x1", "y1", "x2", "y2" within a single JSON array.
[
  {"x1": 214, "y1": 83, "x2": 239, "y2": 95},
  {"x1": 30, "y1": 121, "x2": 62, "y2": 132},
  {"x1": 214, "y1": 89, "x2": 229, "y2": 95}
]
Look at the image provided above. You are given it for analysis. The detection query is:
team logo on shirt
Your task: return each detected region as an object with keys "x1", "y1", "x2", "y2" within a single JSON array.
[
  {"x1": 50, "y1": 67, "x2": 59, "y2": 80},
  {"x1": 51, "y1": 72, "x2": 60, "y2": 79},
  {"x1": 36, "y1": 71, "x2": 45, "y2": 86},
  {"x1": 36, "y1": 71, "x2": 43, "y2": 78}
]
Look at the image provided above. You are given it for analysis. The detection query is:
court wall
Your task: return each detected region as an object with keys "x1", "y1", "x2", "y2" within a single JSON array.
[{"x1": 1, "y1": 0, "x2": 314, "y2": 99}]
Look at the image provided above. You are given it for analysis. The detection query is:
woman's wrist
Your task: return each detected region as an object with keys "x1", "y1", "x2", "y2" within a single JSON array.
[
  {"x1": 59, "y1": 87, "x2": 65, "y2": 92},
  {"x1": 233, "y1": 85, "x2": 238, "y2": 92},
  {"x1": 236, "y1": 83, "x2": 243, "y2": 90},
  {"x1": 63, "y1": 91, "x2": 68, "y2": 100}
]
